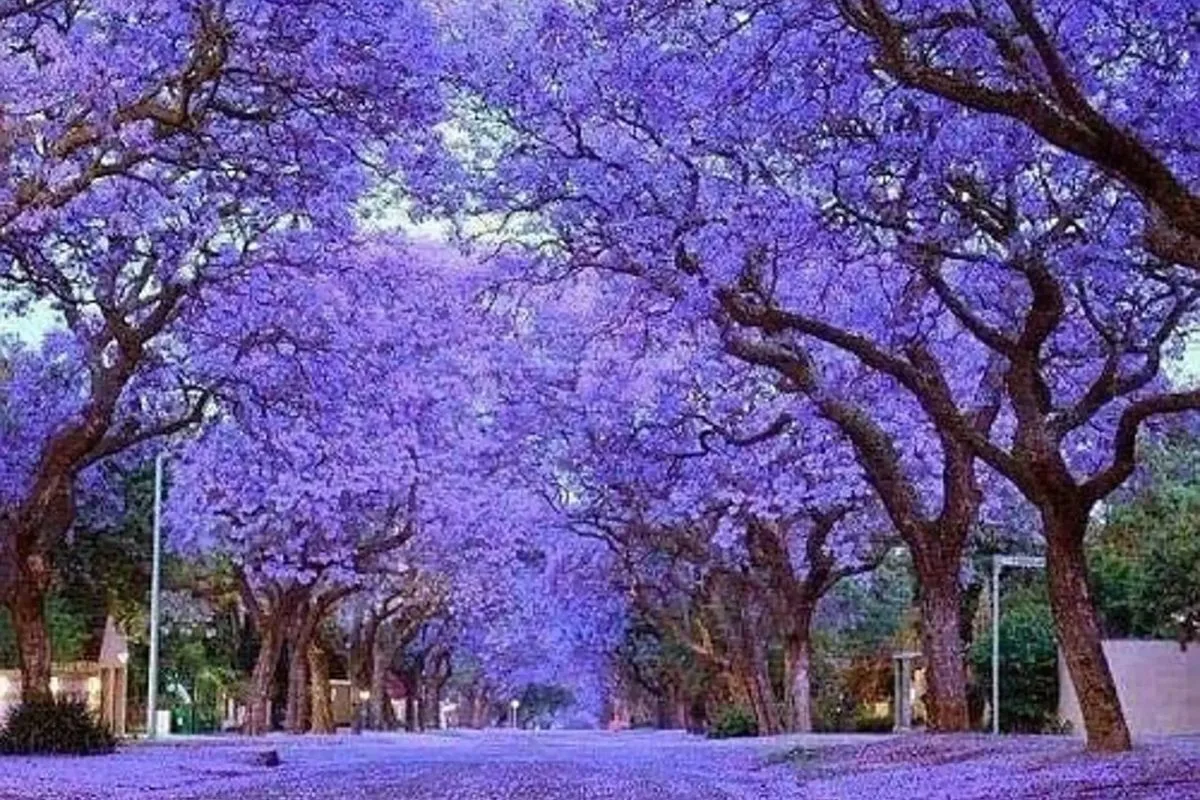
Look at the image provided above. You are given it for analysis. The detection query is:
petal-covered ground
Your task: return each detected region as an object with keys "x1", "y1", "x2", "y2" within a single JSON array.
[{"x1": 1, "y1": 730, "x2": 1198, "y2": 799}]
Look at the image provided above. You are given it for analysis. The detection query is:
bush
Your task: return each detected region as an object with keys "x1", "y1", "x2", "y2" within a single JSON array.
[
  {"x1": 852, "y1": 706, "x2": 894, "y2": 733},
  {"x1": 0, "y1": 698, "x2": 116, "y2": 756},
  {"x1": 707, "y1": 705, "x2": 758, "y2": 739},
  {"x1": 968, "y1": 583, "x2": 1058, "y2": 733}
]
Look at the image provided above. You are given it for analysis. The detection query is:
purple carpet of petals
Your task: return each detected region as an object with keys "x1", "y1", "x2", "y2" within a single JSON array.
[{"x1": 0, "y1": 731, "x2": 1198, "y2": 799}]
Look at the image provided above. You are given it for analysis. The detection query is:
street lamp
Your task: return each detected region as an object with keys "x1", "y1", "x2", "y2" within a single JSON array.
[
  {"x1": 509, "y1": 699, "x2": 520, "y2": 729},
  {"x1": 146, "y1": 452, "x2": 166, "y2": 739},
  {"x1": 991, "y1": 554, "x2": 1046, "y2": 735}
]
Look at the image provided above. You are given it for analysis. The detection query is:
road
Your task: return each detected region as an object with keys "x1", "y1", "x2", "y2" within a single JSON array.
[
  {"x1": 3, "y1": 729, "x2": 1199, "y2": 799},
  {"x1": 0, "y1": 730, "x2": 860, "y2": 800}
]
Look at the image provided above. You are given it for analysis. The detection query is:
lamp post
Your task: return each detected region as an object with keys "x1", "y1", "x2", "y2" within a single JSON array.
[
  {"x1": 991, "y1": 554, "x2": 1046, "y2": 735},
  {"x1": 509, "y1": 699, "x2": 520, "y2": 730},
  {"x1": 146, "y1": 452, "x2": 165, "y2": 739}
]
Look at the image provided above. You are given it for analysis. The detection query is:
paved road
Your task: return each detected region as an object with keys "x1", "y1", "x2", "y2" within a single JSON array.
[
  {"x1": 221, "y1": 731, "x2": 814, "y2": 800},
  {"x1": 4, "y1": 730, "x2": 1200, "y2": 799},
  {"x1": 0, "y1": 730, "x2": 867, "y2": 800}
]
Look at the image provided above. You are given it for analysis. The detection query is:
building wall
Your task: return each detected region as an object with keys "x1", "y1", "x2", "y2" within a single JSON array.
[{"x1": 1059, "y1": 640, "x2": 1200, "y2": 738}]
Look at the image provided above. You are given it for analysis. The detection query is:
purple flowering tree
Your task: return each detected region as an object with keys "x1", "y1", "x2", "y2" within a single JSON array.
[
  {"x1": 496, "y1": 282, "x2": 891, "y2": 733},
  {"x1": 0, "y1": 0, "x2": 444, "y2": 701},
  {"x1": 167, "y1": 240, "x2": 502, "y2": 734},
  {"x1": 447, "y1": 0, "x2": 991, "y2": 733},
  {"x1": 446, "y1": 0, "x2": 1197, "y2": 750}
]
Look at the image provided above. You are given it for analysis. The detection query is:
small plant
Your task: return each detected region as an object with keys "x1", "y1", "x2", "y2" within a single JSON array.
[
  {"x1": 707, "y1": 705, "x2": 758, "y2": 739},
  {"x1": 0, "y1": 698, "x2": 116, "y2": 756}
]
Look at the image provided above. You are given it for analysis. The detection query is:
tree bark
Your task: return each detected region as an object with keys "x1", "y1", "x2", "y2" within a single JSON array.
[
  {"x1": 247, "y1": 619, "x2": 285, "y2": 735},
  {"x1": 349, "y1": 611, "x2": 375, "y2": 715},
  {"x1": 421, "y1": 680, "x2": 441, "y2": 730},
  {"x1": 284, "y1": 611, "x2": 317, "y2": 733},
  {"x1": 784, "y1": 637, "x2": 813, "y2": 733},
  {"x1": 464, "y1": 684, "x2": 489, "y2": 728},
  {"x1": 10, "y1": 583, "x2": 52, "y2": 703},
  {"x1": 751, "y1": 640, "x2": 783, "y2": 735},
  {"x1": 1044, "y1": 508, "x2": 1131, "y2": 751},
  {"x1": 731, "y1": 652, "x2": 781, "y2": 735},
  {"x1": 405, "y1": 694, "x2": 420, "y2": 732},
  {"x1": 916, "y1": 566, "x2": 970, "y2": 732},
  {"x1": 309, "y1": 639, "x2": 335, "y2": 734},
  {"x1": 369, "y1": 632, "x2": 391, "y2": 730}
]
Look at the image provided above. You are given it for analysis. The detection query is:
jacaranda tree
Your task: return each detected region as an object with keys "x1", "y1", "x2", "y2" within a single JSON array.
[
  {"x1": 445, "y1": 0, "x2": 1199, "y2": 750},
  {"x1": 0, "y1": 0, "x2": 446, "y2": 702}
]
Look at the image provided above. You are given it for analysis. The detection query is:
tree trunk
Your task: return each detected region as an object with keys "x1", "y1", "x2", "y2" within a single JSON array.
[
  {"x1": 285, "y1": 613, "x2": 317, "y2": 733},
  {"x1": 284, "y1": 645, "x2": 310, "y2": 733},
  {"x1": 754, "y1": 661, "x2": 783, "y2": 735},
  {"x1": 1045, "y1": 509, "x2": 1131, "y2": 752},
  {"x1": 916, "y1": 567, "x2": 970, "y2": 731},
  {"x1": 349, "y1": 611, "x2": 376, "y2": 723},
  {"x1": 732, "y1": 654, "x2": 781, "y2": 735},
  {"x1": 750, "y1": 632, "x2": 784, "y2": 735},
  {"x1": 466, "y1": 685, "x2": 489, "y2": 728},
  {"x1": 247, "y1": 620, "x2": 285, "y2": 735},
  {"x1": 309, "y1": 639, "x2": 335, "y2": 734},
  {"x1": 784, "y1": 637, "x2": 813, "y2": 733},
  {"x1": 10, "y1": 584, "x2": 52, "y2": 703},
  {"x1": 421, "y1": 681, "x2": 441, "y2": 730},
  {"x1": 369, "y1": 634, "x2": 390, "y2": 730},
  {"x1": 405, "y1": 693, "x2": 420, "y2": 732}
]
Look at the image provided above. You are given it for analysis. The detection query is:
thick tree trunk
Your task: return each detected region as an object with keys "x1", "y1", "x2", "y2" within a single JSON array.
[
  {"x1": 751, "y1": 638, "x2": 784, "y2": 735},
  {"x1": 369, "y1": 634, "x2": 390, "y2": 730},
  {"x1": 284, "y1": 647, "x2": 310, "y2": 733},
  {"x1": 10, "y1": 584, "x2": 52, "y2": 703},
  {"x1": 421, "y1": 681, "x2": 441, "y2": 730},
  {"x1": 285, "y1": 614, "x2": 317, "y2": 733},
  {"x1": 247, "y1": 621, "x2": 285, "y2": 735},
  {"x1": 465, "y1": 686, "x2": 489, "y2": 728},
  {"x1": 405, "y1": 693, "x2": 420, "y2": 732},
  {"x1": 784, "y1": 637, "x2": 813, "y2": 733},
  {"x1": 309, "y1": 640, "x2": 335, "y2": 734},
  {"x1": 349, "y1": 613, "x2": 375, "y2": 724},
  {"x1": 1044, "y1": 509, "x2": 1131, "y2": 752},
  {"x1": 916, "y1": 567, "x2": 970, "y2": 731},
  {"x1": 732, "y1": 653, "x2": 781, "y2": 735}
]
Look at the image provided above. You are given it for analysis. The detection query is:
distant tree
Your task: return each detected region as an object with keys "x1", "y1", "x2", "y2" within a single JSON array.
[
  {"x1": 1090, "y1": 440, "x2": 1200, "y2": 646},
  {"x1": 969, "y1": 578, "x2": 1058, "y2": 734},
  {"x1": 517, "y1": 683, "x2": 575, "y2": 729}
]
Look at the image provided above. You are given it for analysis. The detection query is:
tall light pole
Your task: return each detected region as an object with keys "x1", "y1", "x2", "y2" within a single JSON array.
[
  {"x1": 146, "y1": 452, "x2": 165, "y2": 739},
  {"x1": 991, "y1": 554, "x2": 1046, "y2": 735},
  {"x1": 510, "y1": 699, "x2": 520, "y2": 729}
]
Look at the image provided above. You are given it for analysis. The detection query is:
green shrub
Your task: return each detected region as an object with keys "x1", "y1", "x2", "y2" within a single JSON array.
[
  {"x1": 968, "y1": 583, "x2": 1058, "y2": 733},
  {"x1": 707, "y1": 705, "x2": 758, "y2": 739},
  {"x1": 0, "y1": 698, "x2": 116, "y2": 756},
  {"x1": 851, "y1": 706, "x2": 894, "y2": 733}
]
